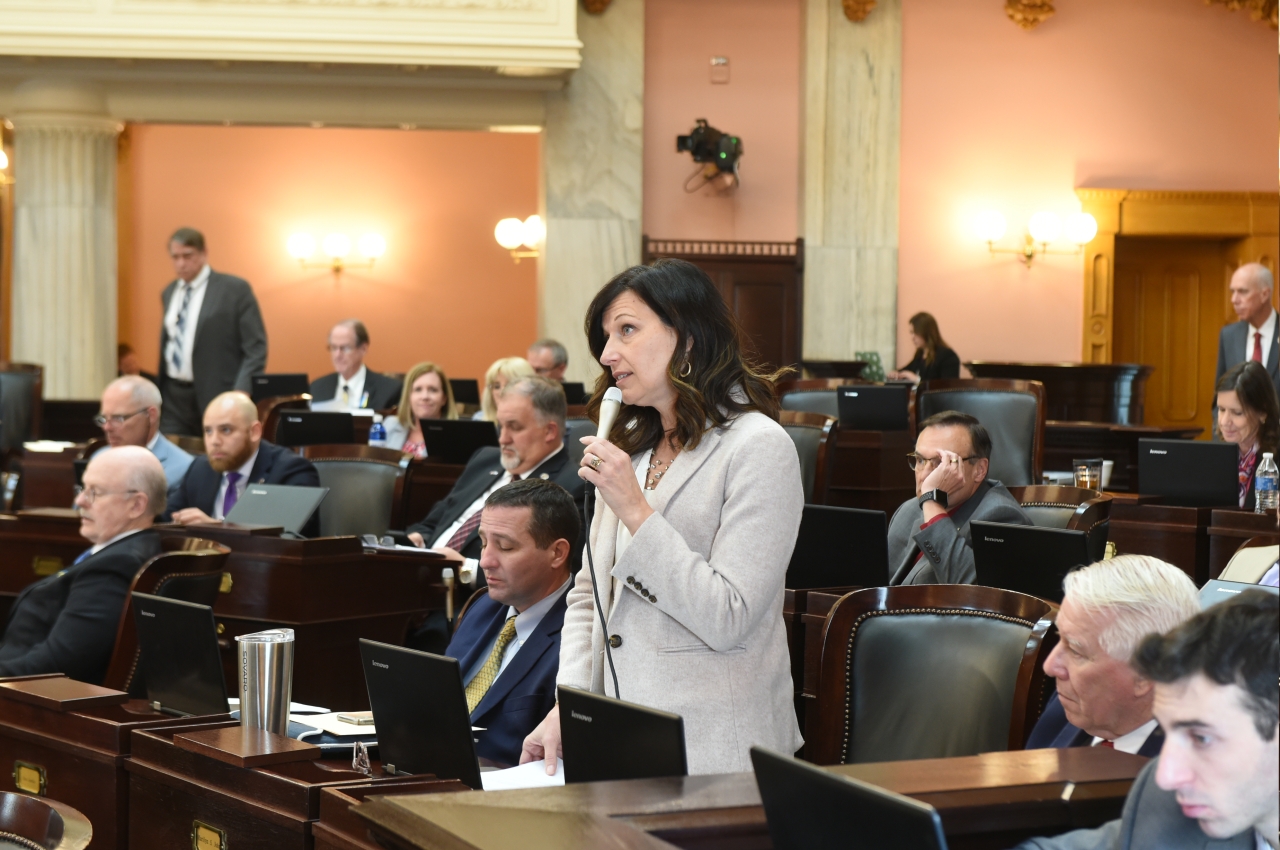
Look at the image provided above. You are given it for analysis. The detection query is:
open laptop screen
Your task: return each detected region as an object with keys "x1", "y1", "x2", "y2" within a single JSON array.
[
  {"x1": 558, "y1": 686, "x2": 686, "y2": 784},
  {"x1": 133, "y1": 593, "x2": 229, "y2": 717}
]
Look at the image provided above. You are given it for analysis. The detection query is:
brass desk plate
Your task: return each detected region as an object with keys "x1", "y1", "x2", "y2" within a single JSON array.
[
  {"x1": 13, "y1": 761, "x2": 45, "y2": 795},
  {"x1": 192, "y1": 820, "x2": 226, "y2": 850}
]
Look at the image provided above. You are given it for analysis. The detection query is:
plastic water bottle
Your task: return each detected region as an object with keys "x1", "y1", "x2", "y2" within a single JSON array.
[
  {"x1": 368, "y1": 414, "x2": 388, "y2": 449},
  {"x1": 1255, "y1": 452, "x2": 1278, "y2": 513}
]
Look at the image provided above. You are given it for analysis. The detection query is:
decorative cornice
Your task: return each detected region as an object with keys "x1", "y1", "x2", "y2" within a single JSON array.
[
  {"x1": 1204, "y1": 0, "x2": 1278, "y2": 29},
  {"x1": 1005, "y1": 0, "x2": 1054, "y2": 29},
  {"x1": 841, "y1": 0, "x2": 875, "y2": 22}
]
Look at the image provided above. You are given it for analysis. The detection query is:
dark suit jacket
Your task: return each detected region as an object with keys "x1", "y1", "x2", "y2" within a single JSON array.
[
  {"x1": 1026, "y1": 693, "x2": 1164, "y2": 757},
  {"x1": 0, "y1": 530, "x2": 162, "y2": 684},
  {"x1": 167, "y1": 440, "x2": 322, "y2": 537},
  {"x1": 901, "y1": 346, "x2": 961, "y2": 381},
  {"x1": 445, "y1": 588, "x2": 567, "y2": 766},
  {"x1": 407, "y1": 446, "x2": 585, "y2": 561},
  {"x1": 309, "y1": 369, "x2": 401, "y2": 411},
  {"x1": 159, "y1": 270, "x2": 268, "y2": 414},
  {"x1": 1216, "y1": 313, "x2": 1280, "y2": 398}
]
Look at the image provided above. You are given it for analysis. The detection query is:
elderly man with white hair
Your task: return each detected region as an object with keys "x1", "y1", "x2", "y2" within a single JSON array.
[
  {"x1": 1216, "y1": 262, "x2": 1280, "y2": 399},
  {"x1": 1026, "y1": 555, "x2": 1200, "y2": 756},
  {"x1": 0, "y1": 446, "x2": 166, "y2": 684},
  {"x1": 94, "y1": 374, "x2": 194, "y2": 498}
]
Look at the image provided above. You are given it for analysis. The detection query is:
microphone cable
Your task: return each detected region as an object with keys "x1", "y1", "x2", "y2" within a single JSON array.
[{"x1": 581, "y1": 386, "x2": 624, "y2": 700}]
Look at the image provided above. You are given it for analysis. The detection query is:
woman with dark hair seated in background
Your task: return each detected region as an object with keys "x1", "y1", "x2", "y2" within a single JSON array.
[
  {"x1": 887, "y1": 311, "x2": 961, "y2": 383},
  {"x1": 1215, "y1": 360, "x2": 1280, "y2": 510},
  {"x1": 385, "y1": 361, "x2": 459, "y2": 457}
]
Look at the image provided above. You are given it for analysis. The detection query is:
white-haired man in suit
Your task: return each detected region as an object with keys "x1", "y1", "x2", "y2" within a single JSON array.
[
  {"x1": 94, "y1": 376, "x2": 193, "y2": 501},
  {"x1": 1216, "y1": 262, "x2": 1279, "y2": 399}
]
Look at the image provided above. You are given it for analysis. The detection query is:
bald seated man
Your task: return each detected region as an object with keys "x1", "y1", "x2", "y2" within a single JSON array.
[
  {"x1": 1217, "y1": 262, "x2": 1280, "y2": 399},
  {"x1": 94, "y1": 375, "x2": 194, "y2": 500},
  {"x1": 167, "y1": 391, "x2": 320, "y2": 536},
  {"x1": 0, "y1": 447, "x2": 165, "y2": 684}
]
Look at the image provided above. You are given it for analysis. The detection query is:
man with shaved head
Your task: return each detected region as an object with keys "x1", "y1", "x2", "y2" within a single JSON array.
[
  {"x1": 94, "y1": 375, "x2": 194, "y2": 498},
  {"x1": 0, "y1": 446, "x2": 165, "y2": 683},
  {"x1": 1217, "y1": 262, "x2": 1280, "y2": 398},
  {"x1": 168, "y1": 392, "x2": 320, "y2": 534}
]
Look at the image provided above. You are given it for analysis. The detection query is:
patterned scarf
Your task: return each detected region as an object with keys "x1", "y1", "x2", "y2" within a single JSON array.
[{"x1": 1238, "y1": 442, "x2": 1259, "y2": 508}]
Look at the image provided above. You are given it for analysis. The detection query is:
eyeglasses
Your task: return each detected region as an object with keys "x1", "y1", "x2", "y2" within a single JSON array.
[
  {"x1": 905, "y1": 453, "x2": 981, "y2": 472},
  {"x1": 93, "y1": 409, "x2": 148, "y2": 428},
  {"x1": 327, "y1": 344, "x2": 358, "y2": 354},
  {"x1": 73, "y1": 485, "x2": 140, "y2": 505}
]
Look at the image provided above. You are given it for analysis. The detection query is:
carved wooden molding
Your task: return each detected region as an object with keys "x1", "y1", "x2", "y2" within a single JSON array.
[
  {"x1": 841, "y1": 0, "x2": 875, "y2": 21},
  {"x1": 1005, "y1": 0, "x2": 1055, "y2": 29},
  {"x1": 581, "y1": 0, "x2": 610, "y2": 12},
  {"x1": 1204, "y1": 0, "x2": 1278, "y2": 29}
]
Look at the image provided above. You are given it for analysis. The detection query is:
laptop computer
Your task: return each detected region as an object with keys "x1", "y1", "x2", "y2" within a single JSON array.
[
  {"x1": 273, "y1": 411, "x2": 355, "y2": 446},
  {"x1": 1199, "y1": 578, "x2": 1280, "y2": 608},
  {"x1": 751, "y1": 747, "x2": 948, "y2": 850},
  {"x1": 421, "y1": 419, "x2": 500, "y2": 465},
  {"x1": 557, "y1": 686, "x2": 687, "y2": 784},
  {"x1": 787, "y1": 505, "x2": 889, "y2": 589},
  {"x1": 971, "y1": 521, "x2": 1092, "y2": 603},
  {"x1": 133, "y1": 593, "x2": 229, "y2": 717},
  {"x1": 1138, "y1": 439, "x2": 1238, "y2": 507},
  {"x1": 250, "y1": 373, "x2": 310, "y2": 403},
  {"x1": 562, "y1": 382, "x2": 587, "y2": 405},
  {"x1": 224, "y1": 483, "x2": 328, "y2": 535},
  {"x1": 449, "y1": 378, "x2": 481, "y2": 406},
  {"x1": 358, "y1": 639, "x2": 482, "y2": 789},
  {"x1": 836, "y1": 385, "x2": 912, "y2": 431}
]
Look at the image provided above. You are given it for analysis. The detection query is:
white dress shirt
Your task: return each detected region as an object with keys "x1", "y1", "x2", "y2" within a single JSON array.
[
  {"x1": 213, "y1": 448, "x2": 259, "y2": 520},
  {"x1": 333, "y1": 365, "x2": 368, "y2": 409},
  {"x1": 462, "y1": 578, "x2": 572, "y2": 688},
  {"x1": 1243, "y1": 308, "x2": 1277, "y2": 370},
  {"x1": 1091, "y1": 718, "x2": 1158, "y2": 754},
  {"x1": 163, "y1": 264, "x2": 211, "y2": 382}
]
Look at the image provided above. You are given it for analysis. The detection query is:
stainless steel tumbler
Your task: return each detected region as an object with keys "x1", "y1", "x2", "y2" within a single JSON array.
[{"x1": 236, "y1": 628, "x2": 295, "y2": 734}]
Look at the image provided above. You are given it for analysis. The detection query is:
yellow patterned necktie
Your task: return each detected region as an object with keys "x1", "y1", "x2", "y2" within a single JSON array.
[{"x1": 464, "y1": 616, "x2": 517, "y2": 713}]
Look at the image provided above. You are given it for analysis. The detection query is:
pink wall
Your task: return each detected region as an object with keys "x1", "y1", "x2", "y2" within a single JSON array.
[
  {"x1": 643, "y1": 0, "x2": 801, "y2": 242},
  {"x1": 898, "y1": 0, "x2": 1277, "y2": 367},
  {"x1": 126, "y1": 124, "x2": 540, "y2": 385}
]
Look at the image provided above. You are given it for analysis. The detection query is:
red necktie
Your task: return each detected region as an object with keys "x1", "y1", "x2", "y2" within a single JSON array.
[
  {"x1": 445, "y1": 508, "x2": 484, "y2": 551},
  {"x1": 1252, "y1": 331, "x2": 1263, "y2": 363},
  {"x1": 1097, "y1": 739, "x2": 1115, "y2": 748}
]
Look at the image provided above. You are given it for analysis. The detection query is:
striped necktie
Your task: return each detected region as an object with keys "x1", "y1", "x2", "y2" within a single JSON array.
[
  {"x1": 168, "y1": 283, "x2": 192, "y2": 375},
  {"x1": 465, "y1": 616, "x2": 517, "y2": 713}
]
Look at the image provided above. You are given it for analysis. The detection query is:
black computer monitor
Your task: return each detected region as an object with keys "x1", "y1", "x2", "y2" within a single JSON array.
[
  {"x1": 273, "y1": 411, "x2": 356, "y2": 446},
  {"x1": 420, "y1": 420, "x2": 500, "y2": 465},
  {"x1": 133, "y1": 593, "x2": 229, "y2": 717},
  {"x1": 449, "y1": 378, "x2": 481, "y2": 406},
  {"x1": 562, "y1": 382, "x2": 587, "y2": 405},
  {"x1": 971, "y1": 521, "x2": 1091, "y2": 603},
  {"x1": 558, "y1": 686, "x2": 686, "y2": 784},
  {"x1": 1199, "y1": 579, "x2": 1280, "y2": 608},
  {"x1": 1137, "y1": 439, "x2": 1238, "y2": 507},
  {"x1": 836, "y1": 385, "x2": 912, "y2": 431},
  {"x1": 224, "y1": 483, "x2": 328, "y2": 535},
  {"x1": 787, "y1": 505, "x2": 889, "y2": 589},
  {"x1": 250, "y1": 373, "x2": 310, "y2": 403}
]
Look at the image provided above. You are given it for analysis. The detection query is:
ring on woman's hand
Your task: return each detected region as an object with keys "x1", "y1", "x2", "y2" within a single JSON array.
[{"x1": 589, "y1": 455, "x2": 603, "y2": 471}]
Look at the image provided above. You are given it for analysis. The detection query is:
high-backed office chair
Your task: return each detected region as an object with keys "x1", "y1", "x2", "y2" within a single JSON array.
[
  {"x1": 808, "y1": 585, "x2": 1055, "y2": 765},
  {"x1": 916, "y1": 378, "x2": 1046, "y2": 486},
  {"x1": 258, "y1": 394, "x2": 312, "y2": 443},
  {"x1": 0, "y1": 363, "x2": 43, "y2": 459},
  {"x1": 778, "y1": 411, "x2": 837, "y2": 504},
  {"x1": 564, "y1": 418, "x2": 595, "y2": 469},
  {"x1": 300, "y1": 444, "x2": 410, "y2": 538},
  {"x1": 0, "y1": 792, "x2": 92, "y2": 849},
  {"x1": 102, "y1": 537, "x2": 230, "y2": 695},
  {"x1": 776, "y1": 379, "x2": 851, "y2": 420},
  {"x1": 1220, "y1": 538, "x2": 1279, "y2": 583},
  {"x1": 1006, "y1": 485, "x2": 1112, "y2": 563}
]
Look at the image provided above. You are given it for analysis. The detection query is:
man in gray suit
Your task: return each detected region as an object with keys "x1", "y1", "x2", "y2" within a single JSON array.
[
  {"x1": 887, "y1": 410, "x2": 1030, "y2": 585},
  {"x1": 158, "y1": 227, "x2": 268, "y2": 436},
  {"x1": 1014, "y1": 589, "x2": 1277, "y2": 850},
  {"x1": 1216, "y1": 262, "x2": 1278, "y2": 399},
  {"x1": 93, "y1": 375, "x2": 193, "y2": 502}
]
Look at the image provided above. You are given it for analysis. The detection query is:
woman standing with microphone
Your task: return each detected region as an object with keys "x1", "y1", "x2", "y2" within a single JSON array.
[{"x1": 521, "y1": 259, "x2": 805, "y2": 775}]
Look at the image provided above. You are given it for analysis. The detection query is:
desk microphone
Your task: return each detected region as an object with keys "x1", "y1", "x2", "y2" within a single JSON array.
[{"x1": 583, "y1": 386, "x2": 624, "y2": 699}]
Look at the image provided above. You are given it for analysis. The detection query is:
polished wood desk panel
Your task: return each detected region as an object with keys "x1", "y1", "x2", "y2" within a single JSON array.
[
  {"x1": 1109, "y1": 502, "x2": 1213, "y2": 584},
  {"x1": 314, "y1": 779, "x2": 476, "y2": 850},
  {"x1": 0, "y1": 509, "x2": 91, "y2": 623},
  {"x1": 1043, "y1": 422, "x2": 1201, "y2": 493},
  {"x1": 1208, "y1": 509, "x2": 1278, "y2": 580},
  {"x1": 826, "y1": 429, "x2": 915, "y2": 513},
  {"x1": 14, "y1": 445, "x2": 82, "y2": 510}
]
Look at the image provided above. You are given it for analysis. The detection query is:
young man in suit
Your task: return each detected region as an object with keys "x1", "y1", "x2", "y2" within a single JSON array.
[
  {"x1": 309, "y1": 320, "x2": 402, "y2": 411},
  {"x1": 168, "y1": 391, "x2": 320, "y2": 535},
  {"x1": 1027, "y1": 555, "x2": 1199, "y2": 757},
  {"x1": 158, "y1": 227, "x2": 268, "y2": 436},
  {"x1": 94, "y1": 376, "x2": 194, "y2": 501},
  {"x1": 1216, "y1": 262, "x2": 1279, "y2": 399},
  {"x1": 445, "y1": 478, "x2": 580, "y2": 767},
  {"x1": 1016, "y1": 589, "x2": 1277, "y2": 850},
  {"x1": 887, "y1": 410, "x2": 1030, "y2": 585},
  {"x1": 0, "y1": 446, "x2": 165, "y2": 684}
]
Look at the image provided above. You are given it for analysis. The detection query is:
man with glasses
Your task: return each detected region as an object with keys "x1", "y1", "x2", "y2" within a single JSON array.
[
  {"x1": 309, "y1": 320, "x2": 402, "y2": 410},
  {"x1": 887, "y1": 410, "x2": 1029, "y2": 585},
  {"x1": 0, "y1": 446, "x2": 165, "y2": 683},
  {"x1": 526, "y1": 339, "x2": 569, "y2": 383},
  {"x1": 94, "y1": 376, "x2": 193, "y2": 500}
]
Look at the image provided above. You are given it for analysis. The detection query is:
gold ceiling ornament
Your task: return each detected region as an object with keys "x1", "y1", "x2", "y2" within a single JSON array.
[
  {"x1": 1005, "y1": 0, "x2": 1055, "y2": 29},
  {"x1": 842, "y1": 0, "x2": 876, "y2": 22},
  {"x1": 1204, "y1": 0, "x2": 1278, "y2": 29},
  {"x1": 581, "y1": 0, "x2": 611, "y2": 12}
]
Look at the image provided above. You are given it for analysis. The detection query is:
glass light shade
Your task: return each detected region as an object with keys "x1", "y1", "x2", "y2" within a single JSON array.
[
  {"x1": 286, "y1": 232, "x2": 316, "y2": 259},
  {"x1": 0, "y1": 150, "x2": 9, "y2": 170},
  {"x1": 357, "y1": 233, "x2": 387, "y2": 259},
  {"x1": 1065, "y1": 212, "x2": 1098, "y2": 245},
  {"x1": 322, "y1": 233, "x2": 352, "y2": 259},
  {"x1": 1027, "y1": 212, "x2": 1062, "y2": 244},
  {"x1": 975, "y1": 210, "x2": 1007, "y2": 243},
  {"x1": 494, "y1": 217, "x2": 525, "y2": 250},
  {"x1": 520, "y1": 215, "x2": 545, "y2": 249}
]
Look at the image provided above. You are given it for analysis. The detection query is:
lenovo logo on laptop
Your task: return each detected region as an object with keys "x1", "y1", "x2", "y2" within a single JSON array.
[
  {"x1": 1148, "y1": 449, "x2": 1167, "y2": 455},
  {"x1": 372, "y1": 660, "x2": 389, "y2": 669},
  {"x1": 570, "y1": 710, "x2": 593, "y2": 723}
]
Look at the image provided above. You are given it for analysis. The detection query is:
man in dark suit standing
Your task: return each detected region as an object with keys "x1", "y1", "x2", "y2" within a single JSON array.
[
  {"x1": 445, "y1": 478, "x2": 579, "y2": 767},
  {"x1": 408, "y1": 376, "x2": 585, "y2": 585},
  {"x1": 309, "y1": 320, "x2": 401, "y2": 411},
  {"x1": 0, "y1": 446, "x2": 165, "y2": 684},
  {"x1": 168, "y1": 392, "x2": 320, "y2": 535},
  {"x1": 1027, "y1": 555, "x2": 1199, "y2": 757},
  {"x1": 158, "y1": 227, "x2": 268, "y2": 436},
  {"x1": 1216, "y1": 262, "x2": 1278, "y2": 398}
]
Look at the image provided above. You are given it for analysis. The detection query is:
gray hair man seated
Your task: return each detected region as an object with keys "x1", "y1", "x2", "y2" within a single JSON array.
[
  {"x1": 1027, "y1": 555, "x2": 1200, "y2": 756},
  {"x1": 887, "y1": 410, "x2": 1030, "y2": 584},
  {"x1": 526, "y1": 339, "x2": 569, "y2": 383},
  {"x1": 95, "y1": 375, "x2": 194, "y2": 500},
  {"x1": 0, "y1": 446, "x2": 165, "y2": 683}
]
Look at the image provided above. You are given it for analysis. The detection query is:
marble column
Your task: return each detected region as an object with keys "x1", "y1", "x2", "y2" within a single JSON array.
[
  {"x1": 540, "y1": 0, "x2": 643, "y2": 384},
  {"x1": 801, "y1": 0, "x2": 901, "y2": 370},
  {"x1": 10, "y1": 81, "x2": 121, "y2": 399}
]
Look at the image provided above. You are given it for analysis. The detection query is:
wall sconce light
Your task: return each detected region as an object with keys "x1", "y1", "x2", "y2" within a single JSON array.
[
  {"x1": 494, "y1": 215, "x2": 544, "y2": 263},
  {"x1": 0, "y1": 150, "x2": 14, "y2": 186},
  {"x1": 979, "y1": 210, "x2": 1097, "y2": 267},
  {"x1": 287, "y1": 231, "x2": 386, "y2": 273}
]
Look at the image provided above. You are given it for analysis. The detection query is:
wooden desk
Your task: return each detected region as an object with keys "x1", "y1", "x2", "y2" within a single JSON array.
[
  {"x1": 315, "y1": 778, "x2": 472, "y2": 850},
  {"x1": 15, "y1": 444, "x2": 84, "y2": 509},
  {"x1": 0, "y1": 509, "x2": 88, "y2": 624},
  {"x1": 1043, "y1": 422, "x2": 1202, "y2": 493},
  {"x1": 354, "y1": 747, "x2": 1147, "y2": 850},
  {"x1": 1109, "y1": 502, "x2": 1213, "y2": 584},
  {"x1": 826, "y1": 429, "x2": 915, "y2": 513},
  {"x1": 1208, "y1": 509, "x2": 1279, "y2": 580},
  {"x1": 397, "y1": 459, "x2": 467, "y2": 529}
]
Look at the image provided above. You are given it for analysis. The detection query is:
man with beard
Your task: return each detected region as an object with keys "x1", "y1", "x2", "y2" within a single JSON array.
[{"x1": 168, "y1": 391, "x2": 320, "y2": 536}]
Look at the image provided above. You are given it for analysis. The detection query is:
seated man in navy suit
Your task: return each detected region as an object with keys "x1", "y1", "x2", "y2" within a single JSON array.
[
  {"x1": 445, "y1": 478, "x2": 580, "y2": 767},
  {"x1": 168, "y1": 391, "x2": 321, "y2": 535},
  {"x1": 1027, "y1": 555, "x2": 1198, "y2": 756}
]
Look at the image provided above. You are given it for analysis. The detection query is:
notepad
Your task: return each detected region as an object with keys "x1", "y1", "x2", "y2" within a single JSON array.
[{"x1": 480, "y1": 759, "x2": 566, "y2": 791}]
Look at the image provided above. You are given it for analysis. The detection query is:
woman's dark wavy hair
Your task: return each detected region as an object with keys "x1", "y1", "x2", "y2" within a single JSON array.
[
  {"x1": 909, "y1": 312, "x2": 948, "y2": 366},
  {"x1": 1215, "y1": 360, "x2": 1280, "y2": 453},
  {"x1": 584, "y1": 259, "x2": 784, "y2": 454}
]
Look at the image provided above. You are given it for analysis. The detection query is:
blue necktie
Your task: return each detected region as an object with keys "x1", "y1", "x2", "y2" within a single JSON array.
[
  {"x1": 168, "y1": 283, "x2": 192, "y2": 375},
  {"x1": 72, "y1": 548, "x2": 92, "y2": 566}
]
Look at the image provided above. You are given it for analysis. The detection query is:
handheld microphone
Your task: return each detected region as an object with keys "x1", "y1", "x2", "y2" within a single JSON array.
[
  {"x1": 596, "y1": 387, "x2": 623, "y2": 439},
  {"x1": 583, "y1": 385, "x2": 625, "y2": 699}
]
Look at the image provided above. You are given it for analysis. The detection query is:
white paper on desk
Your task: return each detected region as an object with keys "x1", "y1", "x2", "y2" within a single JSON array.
[
  {"x1": 23, "y1": 440, "x2": 76, "y2": 452},
  {"x1": 228, "y1": 698, "x2": 329, "y2": 714},
  {"x1": 480, "y1": 759, "x2": 566, "y2": 791},
  {"x1": 289, "y1": 712, "x2": 377, "y2": 736}
]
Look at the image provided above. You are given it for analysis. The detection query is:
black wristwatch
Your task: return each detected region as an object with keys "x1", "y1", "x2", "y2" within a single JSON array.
[{"x1": 919, "y1": 489, "x2": 948, "y2": 509}]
